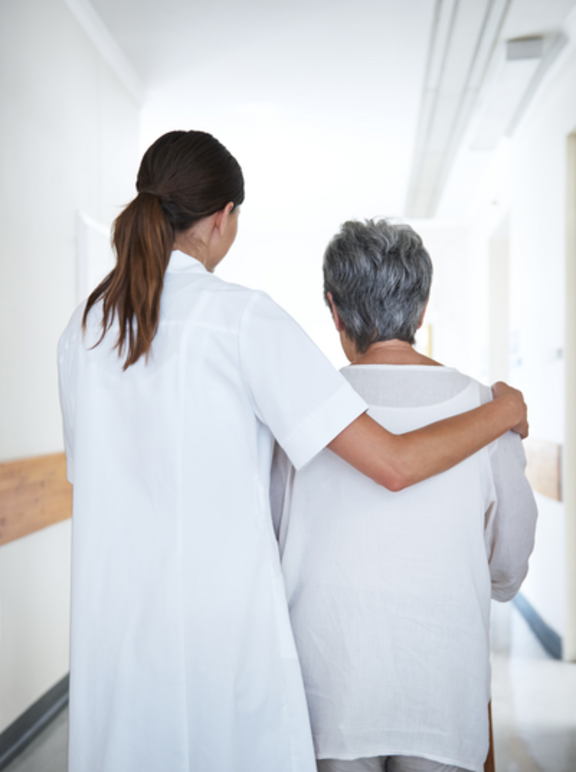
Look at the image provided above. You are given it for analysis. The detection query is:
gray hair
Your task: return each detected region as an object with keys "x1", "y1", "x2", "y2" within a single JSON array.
[{"x1": 323, "y1": 218, "x2": 433, "y2": 352}]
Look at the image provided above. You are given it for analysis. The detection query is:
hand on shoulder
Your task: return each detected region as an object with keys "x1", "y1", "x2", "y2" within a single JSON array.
[{"x1": 492, "y1": 381, "x2": 529, "y2": 440}]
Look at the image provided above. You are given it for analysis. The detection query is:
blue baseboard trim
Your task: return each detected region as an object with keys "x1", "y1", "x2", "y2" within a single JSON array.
[
  {"x1": 0, "y1": 674, "x2": 69, "y2": 771},
  {"x1": 513, "y1": 593, "x2": 563, "y2": 660}
]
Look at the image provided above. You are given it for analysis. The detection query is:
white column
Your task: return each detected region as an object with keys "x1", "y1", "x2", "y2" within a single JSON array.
[
  {"x1": 565, "y1": 133, "x2": 576, "y2": 661},
  {"x1": 488, "y1": 217, "x2": 510, "y2": 384}
]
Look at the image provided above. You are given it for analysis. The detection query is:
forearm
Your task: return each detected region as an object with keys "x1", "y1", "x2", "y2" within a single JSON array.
[{"x1": 329, "y1": 393, "x2": 525, "y2": 491}]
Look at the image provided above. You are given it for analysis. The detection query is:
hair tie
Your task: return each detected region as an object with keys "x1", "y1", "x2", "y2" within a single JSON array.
[{"x1": 139, "y1": 189, "x2": 174, "y2": 207}]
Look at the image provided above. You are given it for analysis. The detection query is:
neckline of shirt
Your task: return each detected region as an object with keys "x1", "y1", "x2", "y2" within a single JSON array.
[{"x1": 167, "y1": 249, "x2": 208, "y2": 273}]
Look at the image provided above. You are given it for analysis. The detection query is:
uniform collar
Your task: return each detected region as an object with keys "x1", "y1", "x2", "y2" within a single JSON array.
[{"x1": 166, "y1": 249, "x2": 208, "y2": 274}]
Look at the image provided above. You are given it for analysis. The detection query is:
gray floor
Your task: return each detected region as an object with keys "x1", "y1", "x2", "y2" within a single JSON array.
[
  {"x1": 4, "y1": 707, "x2": 68, "y2": 772},
  {"x1": 5, "y1": 604, "x2": 576, "y2": 771}
]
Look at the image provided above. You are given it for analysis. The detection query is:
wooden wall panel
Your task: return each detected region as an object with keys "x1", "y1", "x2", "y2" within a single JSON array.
[
  {"x1": 0, "y1": 453, "x2": 72, "y2": 546},
  {"x1": 524, "y1": 439, "x2": 562, "y2": 502}
]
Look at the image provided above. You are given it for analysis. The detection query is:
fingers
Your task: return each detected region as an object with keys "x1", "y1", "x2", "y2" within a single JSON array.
[
  {"x1": 491, "y1": 381, "x2": 529, "y2": 440},
  {"x1": 491, "y1": 380, "x2": 520, "y2": 400}
]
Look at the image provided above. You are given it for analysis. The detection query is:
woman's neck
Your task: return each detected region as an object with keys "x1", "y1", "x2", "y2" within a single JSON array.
[
  {"x1": 173, "y1": 233, "x2": 208, "y2": 266},
  {"x1": 349, "y1": 339, "x2": 442, "y2": 367}
]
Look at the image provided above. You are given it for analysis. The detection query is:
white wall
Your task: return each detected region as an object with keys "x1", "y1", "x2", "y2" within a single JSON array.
[
  {"x1": 0, "y1": 0, "x2": 140, "y2": 731},
  {"x1": 505, "y1": 40, "x2": 576, "y2": 642},
  {"x1": 460, "y1": 34, "x2": 576, "y2": 644},
  {"x1": 0, "y1": 0, "x2": 140, "y2": 462},
  {"x1": 0, "y1": 523, "x2": 73, "y2": 732}
]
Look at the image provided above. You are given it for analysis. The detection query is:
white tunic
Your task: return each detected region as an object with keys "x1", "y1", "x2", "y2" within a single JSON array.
[
  {"x1": 274, "y1": 366, "x2": 537, "y2": 772},
  {"x1": 57, "y1": 250, "x2": 367, "y2": 772}
]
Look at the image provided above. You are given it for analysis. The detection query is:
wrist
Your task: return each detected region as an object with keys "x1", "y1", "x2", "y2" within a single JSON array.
[{"x1": 495, "y1": 392, "x2": 521, "y2": 429}]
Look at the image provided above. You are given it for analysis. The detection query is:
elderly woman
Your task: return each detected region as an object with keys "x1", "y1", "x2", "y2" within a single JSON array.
[{"x1": 273, "y1": 219, "x2": 537, "y2": 772}]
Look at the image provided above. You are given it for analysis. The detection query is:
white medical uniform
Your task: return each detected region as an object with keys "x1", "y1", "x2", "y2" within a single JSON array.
[
  {"x1": 274, "y1": 366, "x2": 537, "y2": 772},
  {"x1": 57, "y1": 250, "x2": 367, "y2": 772}
]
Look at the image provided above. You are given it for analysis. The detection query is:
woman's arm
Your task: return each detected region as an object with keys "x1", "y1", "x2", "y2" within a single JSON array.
[{"x1": 328, "y1": 382, "x2": 527, "y2": 492}]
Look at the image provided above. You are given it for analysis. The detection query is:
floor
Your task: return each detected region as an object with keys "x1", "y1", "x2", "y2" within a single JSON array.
[
  {"x1": 490, "y1": 602, "x2": 576, "y2": 771},
  {"x1": 4, "y1": 707, "x2": 68, "y2": 772},
  {"x1": 5, "y1": 604, "x2": 576, "y2": 772}
]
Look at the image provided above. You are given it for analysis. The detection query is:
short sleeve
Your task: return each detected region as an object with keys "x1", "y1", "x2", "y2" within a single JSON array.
[{"x1": 239, "y1": 292, "x2": 367, "y2": 470}]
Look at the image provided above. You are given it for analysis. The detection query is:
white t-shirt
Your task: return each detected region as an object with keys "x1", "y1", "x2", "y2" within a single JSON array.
[
  {"x1": 58, "y1": 250, "x2": 367, "y2": 772},
  {"x1": 273, "y1": 365, "x2": 537, "y2": 772}
]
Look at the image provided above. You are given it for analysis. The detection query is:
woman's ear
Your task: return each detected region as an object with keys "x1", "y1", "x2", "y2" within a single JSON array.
[
  {"x1": 213, "y1": 202, "x2": 235, "y2": 237},
  {"x1": 327, "y1": 292, "x2": 345, "y2": 332}
]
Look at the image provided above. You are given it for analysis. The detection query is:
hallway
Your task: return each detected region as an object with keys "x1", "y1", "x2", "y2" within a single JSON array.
[
  {"x1": 5, "y1": 605, "x2": 576, "y2": 772},
  {"x1": 1, "y1": 0, "x2": 576, "y2": 769}
]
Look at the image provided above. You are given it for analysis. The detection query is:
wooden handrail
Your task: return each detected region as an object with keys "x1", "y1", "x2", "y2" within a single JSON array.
[{"x1": 0, "y1": 453, "x2": 72, "y2": 546}]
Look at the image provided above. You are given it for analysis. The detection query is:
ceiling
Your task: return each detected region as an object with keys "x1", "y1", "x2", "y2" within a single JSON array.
[
  {"x1": 86, "y1": 0, "x2": 435, "y2": 228},
  {"x1": 85, "y1": 0, "x2": 576, "y2": 226}
]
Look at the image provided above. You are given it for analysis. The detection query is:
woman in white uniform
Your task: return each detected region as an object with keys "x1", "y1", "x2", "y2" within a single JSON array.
[
  {"x1": 58, "y1": 132, "x2": 528, "y2": 772},
  {"x1": 274, "y1": 218, "x2": 537, "y2": 772}
]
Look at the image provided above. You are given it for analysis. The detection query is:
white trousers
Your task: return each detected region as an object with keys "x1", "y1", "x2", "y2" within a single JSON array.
[{"x1": 317, "y1": 757, "x2": 469, "y2": 772}]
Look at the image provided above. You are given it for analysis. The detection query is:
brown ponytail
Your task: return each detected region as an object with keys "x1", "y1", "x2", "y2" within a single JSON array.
[{"x1": 83, "y1": 130, "x2": 244, "y2": 369}]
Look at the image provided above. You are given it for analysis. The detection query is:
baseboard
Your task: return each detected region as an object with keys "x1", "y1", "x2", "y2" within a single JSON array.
[
  {"x1": 0, "y1": 674, "x2": 69, "y2": 771},
  {"x1": 513, "y1": 593, "x2": 563, "y2": 660}
]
